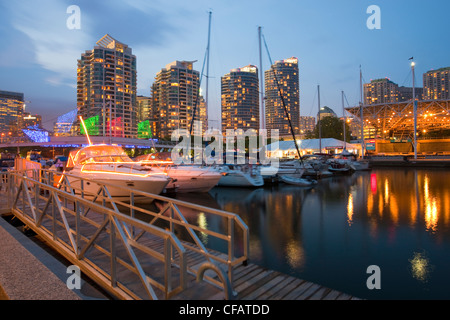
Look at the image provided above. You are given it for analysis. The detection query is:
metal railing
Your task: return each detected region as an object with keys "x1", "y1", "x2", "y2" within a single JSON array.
[{"x1": 2, "y1": 168, "x2": 249, "y2": 299}]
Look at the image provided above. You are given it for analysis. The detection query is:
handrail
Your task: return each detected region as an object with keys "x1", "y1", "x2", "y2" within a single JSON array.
[
  {"x1": 52, "y1": 169, "x2": 249, "y2": 293},
  {"x1": 3, "y1": 168, "x2": 250, "y2": 298},
  {"x1": 4, "y1": 170, "x2": 187, "y2": 300}
]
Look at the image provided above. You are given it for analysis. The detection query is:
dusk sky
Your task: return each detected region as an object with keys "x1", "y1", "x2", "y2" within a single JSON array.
[{"x1": 0, "y1": 0, "x2": 449, "y2": 130}]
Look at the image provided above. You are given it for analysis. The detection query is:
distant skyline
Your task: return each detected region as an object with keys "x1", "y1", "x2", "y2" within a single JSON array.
[{"x1": 0, "y1": 0, "x2": 449, "y2": 131}]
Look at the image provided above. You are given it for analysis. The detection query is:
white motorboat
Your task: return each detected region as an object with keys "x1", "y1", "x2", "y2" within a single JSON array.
[
  {"x1": 63, "y1": 145, "x2": 170, "y2": 201},
  {"x1": 301, "y1": 155, "x2": 334, "y2": 179},
  {"x1": 327, "y1": 159, "x2": 354, "y2": 175},
  {"x1": 136, "y1": 153, "x2": 222, "y2": 193},
  {"x1": 279, "y1": 175, "x2": 317, "y2": 187},
  {"x1": 217, "y1": 164, "x2": 264, "y2": 187},
  {"x1": 332, "y1": 150, "x2": 371, "y2": 171}
]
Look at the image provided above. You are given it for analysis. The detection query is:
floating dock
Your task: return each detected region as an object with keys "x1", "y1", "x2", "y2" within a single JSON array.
[{"x1": 0, "y1": 169, "x2": 359, "y2": 301}]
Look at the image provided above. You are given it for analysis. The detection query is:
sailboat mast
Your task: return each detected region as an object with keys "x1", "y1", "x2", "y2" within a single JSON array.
[
  {"x1": 360, "y1": 66, "x2": 365, "y2": 159},
  {"x1": 205, "y1": 10, "x2": 212, "y2": 130},
  {"x1": 412, "y1": 60, "x2": 417, "y2": 160},
  {"x1": 258, "y1": 26, "x2": 265, "y2": 131},
  {"x1": 318, "y1": 85, "x2": 322, "y2": 153},
  {"x1": 342, "y1": 91, "x2": 346, "y2": 144}
]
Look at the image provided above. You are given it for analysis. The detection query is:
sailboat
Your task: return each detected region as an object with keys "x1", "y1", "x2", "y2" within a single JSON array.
[
  {"x1": 335, "y1": 90, "x2": 370, "y2": 171},
  {"x1": 260, "y1": 31, "x2": 317, "y2": 186}
]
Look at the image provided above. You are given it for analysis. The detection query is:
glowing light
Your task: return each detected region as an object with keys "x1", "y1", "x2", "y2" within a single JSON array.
[
  {"x1": 285, "y1": 239, "x2": 305, "y2": 269},
  {"x1": 79, "y1": 116, "x2": 93, "y2": 145},
  {"x1": 22, "y1": 128, "x2": 50, "y2": 143},
  {"x1": 347, "y1": 193, "x2": 354, "y2": 226},
  {"x1": 138, "y1": 120, "x2": 152, "y2": 139},
  {"x1": 80, "y1": 115, "x2": 99, "y2": 136},
  {"x1": 409, "y1": 252, "x2": 432, "y2": 283},
  {"x1": 107, "y1": 117, "x2": 123, "y2": 137},
  {"x1": 370, "y1": 173, "x2": 377, "y2": 194},
  {"x1": 197, "y1": 213, "x2": 208, "y2": 244},
  {"x1": 424, "y1": 175, "x2": 438, "y2": 233},
  {"x1": 55, "y1": 109, "x2": 77, "y2": 134}
]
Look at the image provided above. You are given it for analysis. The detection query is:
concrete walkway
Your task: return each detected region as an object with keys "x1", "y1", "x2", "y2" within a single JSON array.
[{"x1": 0, "y1": 216, "x2": 107, "y2": 300}]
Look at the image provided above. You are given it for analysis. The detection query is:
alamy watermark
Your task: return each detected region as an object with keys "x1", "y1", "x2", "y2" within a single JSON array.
[
  {"x1": 66, "y1": 265, "x2": 81, "y2": 290},
  {"x1": 366, "y1": 265, "x2": 381, "y2": 290},
  {"x1": 66, "y1": 5, "x2": 81, "y2": 30},
  {"x1": 170, "y1": 121, "x2": 279, "y2": 168},
  {"x1": 366, "y1": 5, "x2": 381, "y2": 30}
]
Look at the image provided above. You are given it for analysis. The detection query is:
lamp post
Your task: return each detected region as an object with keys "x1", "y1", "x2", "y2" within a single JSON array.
[{"x1": 412, "y1": 61, "x2": 417, "y2": 160}]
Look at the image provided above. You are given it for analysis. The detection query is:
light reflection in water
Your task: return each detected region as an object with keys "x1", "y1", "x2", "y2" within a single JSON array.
[
  {"x1": 285, "y1": 239, "x2": 305, "y2": 270},
  {"x1": 384, "y1": 178, "x2": 389, "y2": 205},
  {"x1": 347, "y1": 193, "x2": 354, "y2": 226},
  {"x1": 197, "y1": 212, "x2": 208, "y2": 244},
  {"x1": 424, "y1": 175, "x2": 439, "y2": 233},
  {"x1": 409, "y1": 251, "x2": 433, "y2": 283},
  {"x1": 192, "y1": 168, "x2": 450, "y2": 299},
  {"x1": 370, "y1": 173, "x2": 377, "y2": 194}
]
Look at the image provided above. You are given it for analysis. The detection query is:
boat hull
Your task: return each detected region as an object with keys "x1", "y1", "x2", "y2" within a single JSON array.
[
  {"x1": 165, "y1": 173, "x2": 222, "y2": 193},
  {"x1": 218, "y1": 173, "x2": 264, "y2": 187},
  {"x1": 66, "y1": 174, "x2": 169, "y2": 202},
  {"x1": 279, "y1": 175, "x2": 317, "y2": 186}
]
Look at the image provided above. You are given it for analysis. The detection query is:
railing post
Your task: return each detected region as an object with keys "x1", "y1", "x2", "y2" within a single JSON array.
[
  {"x1": 110, "y1": 215, "x2": 117, "y2": 288},
  {"x1": 228, "y1": 217, "x2": 235, "y2": 288}
]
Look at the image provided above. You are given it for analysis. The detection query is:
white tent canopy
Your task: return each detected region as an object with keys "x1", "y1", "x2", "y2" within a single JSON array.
[{"x1": 265, "y1": 138, "x2": 361, "y2": 157}]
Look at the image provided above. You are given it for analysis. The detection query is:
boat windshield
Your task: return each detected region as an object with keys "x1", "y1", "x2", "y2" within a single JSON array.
[{"x1": 70, "y1": 145, "x2": 133, "y2": 165}]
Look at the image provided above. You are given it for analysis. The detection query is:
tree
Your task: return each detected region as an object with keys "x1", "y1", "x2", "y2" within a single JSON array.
[{"x1": 308, "y1": 116, "x2": 351, "y2": 142}]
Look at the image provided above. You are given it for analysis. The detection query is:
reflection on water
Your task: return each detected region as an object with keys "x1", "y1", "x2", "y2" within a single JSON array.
[
  {"x1": 409, "y1": 251, "x2": 433, "y2": 283},
  {"x1": 171, "y1": 168, "x2": 450, "y2": 299},
  {"x1": 347, "y1": 193, "x2": 354, "y2": 226}
]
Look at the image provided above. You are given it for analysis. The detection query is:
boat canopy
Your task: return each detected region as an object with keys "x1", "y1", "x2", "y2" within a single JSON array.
[{"x1": 265, "y1": 138, "x2": 361, "y2": 156}]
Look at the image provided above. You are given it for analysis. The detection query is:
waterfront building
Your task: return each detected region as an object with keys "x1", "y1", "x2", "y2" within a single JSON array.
[
  {"x1": 423, "y1": 67, "x2": 450, "y2": 100},
  {"x1": 346, "y1": 116, "x2": 377, "y2": 141},
  {"x1": 318, "y1": 106, "x2": 337, "y2": 120},
  {"x1": 23, "y1": 113, "x2": 42, "y2": 129},
  {"x1": 221, "y1": 65, "x2": 260, "y2": 132},
  {"x1": 364, "y1": 78, "x2": 422, "y2": 105},
  {"x1": 364, "y1": 78, "x2": 399, "y2": 105},
  {"x1": 76, "y1": 34, "x2": 137, "y2": 138},
  {"x1": 136, "y1": 95, "x2": 151, "y2": 123},
  {"x1": 398, "y1": 85, "x2": 423, "y2": 102},
  {"x1": 264, "y1": 57, "x2": 300, "y2": 136},
  {"x1": 53, "y1": 109, "x2": 78, "y2": 137},
  {"x1": 0, "y1": 90, "x2": 24, "y2": 136},
  {"x1": 151, "y1": 60, "x2": 203, "y2": 139},
  {"x1": 299, "y1": 116, "x2": 316, "y2": 137}
]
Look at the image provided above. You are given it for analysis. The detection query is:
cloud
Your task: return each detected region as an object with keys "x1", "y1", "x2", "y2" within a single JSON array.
[
  {"x1": 3, "y1": 0, "x2": 189, "y2": 89},
  {"x1": 3, "y1": 0, "x2": 93, "y2": 87}
]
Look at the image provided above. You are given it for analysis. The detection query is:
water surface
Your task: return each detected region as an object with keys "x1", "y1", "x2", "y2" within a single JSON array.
[{"x1": 171, "y1": 168, "x2": 450, "y2": 299}]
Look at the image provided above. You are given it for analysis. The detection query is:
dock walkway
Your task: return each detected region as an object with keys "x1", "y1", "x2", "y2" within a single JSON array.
[{"x1": 0, "y1": 172, "x2": 359, "y2": 301}]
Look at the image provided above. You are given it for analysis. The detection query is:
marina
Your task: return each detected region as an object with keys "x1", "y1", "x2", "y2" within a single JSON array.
[
  {"x1": 1, "y1": 151, "x2": 450, "y2": 300},
  {"x1": 0, "y1": 1, "x2": 449, "y2": 304},
  {"x1": 0, "y1": 157, "x2": 362, "y2": 300}
]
